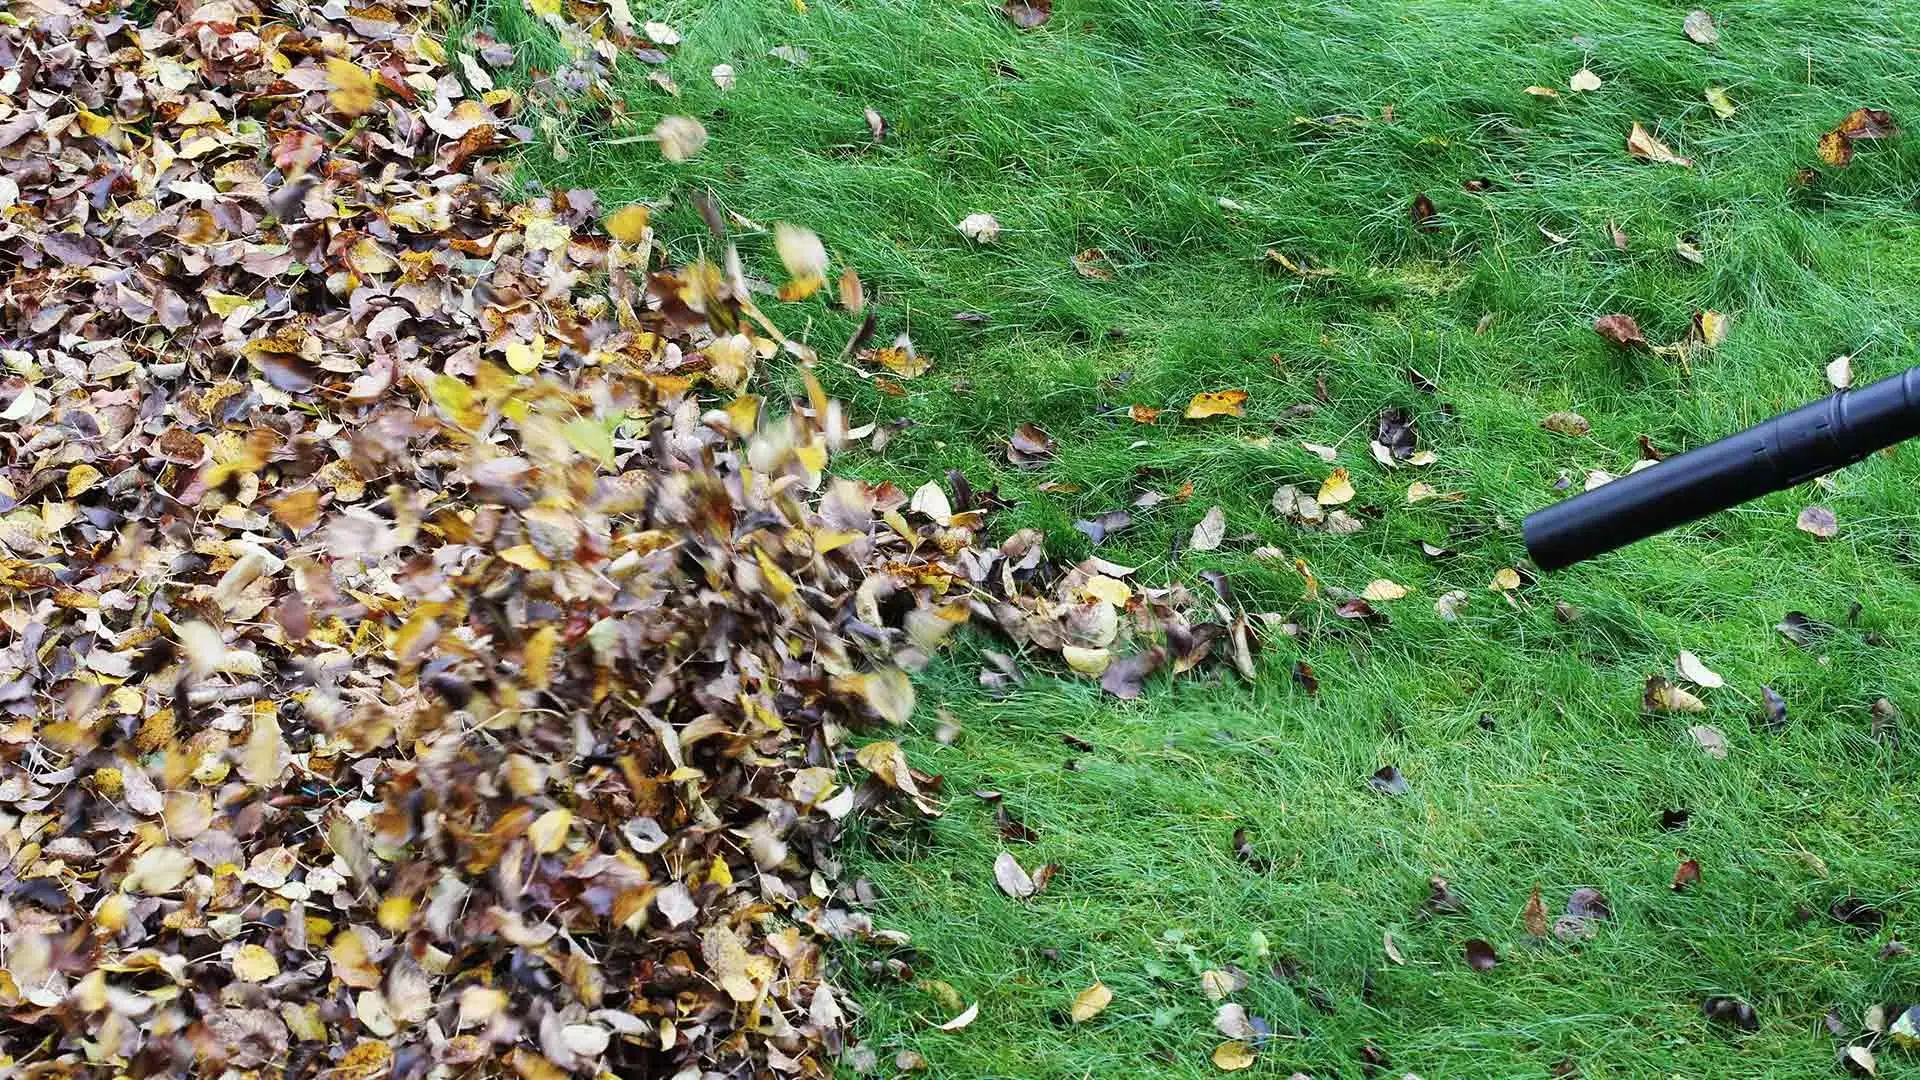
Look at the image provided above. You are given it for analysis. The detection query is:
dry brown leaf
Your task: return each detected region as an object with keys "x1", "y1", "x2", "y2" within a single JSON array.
[
  {"x1": 1683, "y1": 10, "x2": 1719, "y2": 44},
  {"x1": 1626, "y1": 122, "x2": 1693, "y2": 167},
  {"x1": 1594, "y1": 313, "x2": 1648, "y2": 348},
  {"x1": 957, "y1": 213, "x2": 1002, "y2": 243},
  {"x1": 1797, "y1": 505, "x2": 1839, "y2": 538},
  {"x1": 1541, "y1": 411, "x2": 1591, "y2": 437},
  {"x1": 1190, "y1": 506, "x2": 1228, "y2": 551}
]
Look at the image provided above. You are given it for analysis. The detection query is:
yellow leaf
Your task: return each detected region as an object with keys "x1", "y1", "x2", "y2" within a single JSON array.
[
  {"x1": 1082, "y1": 575, "x2": 1133, "y2": 608},
  {"x1": 1523, "y1": 85, "x2": 1560, "y2": 98},
  {"x1": 75, "y1": 108, "x2": 114, "y2": 137},
  {"x1": 325, "y1": 58, "x2": 378, "y2": 118},
  {"x1": 707, "y1": 855, "x2": 733, "y2": 887},
  {"x1": 207, "y1": 292, "x2": 253, "y2": 317},
  {"x1": 1212, "y1": 1041, "x2": 1257, "y2": 1071},
  {"x1": 1317, "y1": 467, "x2": 1355, "y2": 505},
  {"x1": 1491, "y1": 567, "x2": 1522, "y2": 591},
  {"x1": 605, "y1": 204, "x2": 651, "y2": 243},
  {"x1": 1070, "y1": 980, "x2": 1113, "y2": 1023},
  {"x1": 723, "y1": 395, "x2": 761, "y2": 435},
  {"x1": 414, "y1": 32, "x2": 447, "y2": 66},
  {"x1": 1705, "y1": 86, "x2": 1736, "y2": 119},
  {"x1": 523, "y1": 625, "x2": 559, "y2": 689},
  {"x1": 232, "y1": 944, "x2": 279, "y2": 982},
  {"x1": 1818, "y1": 129, "x2": 1853, "y2": 167},
  {"x1": 66, "y1": 464, "x2": 103, "y2": 498},
  {"x1": 499, "y1": 544, "x2": 552, "y2": 571},
  {"x1": 858, "y1": 668, "x2": 916, "y2": 724},
  {"x1": 529, "y1": 808, "x2": 572, "y2": 854},
  {"x1": 1185, "y1": 389, "x2": 1248, "y2": 419},
  {"x1": 504, "y1": 338, "x2": 543, "y2": 374},
  {"x1": 563, "y1": 418, "x2": 616, "y2": 469},
  {"x1": 755, "y1": 546, "x2": 797, "y2": 602},
  {"x1": 429, "y1": 374, "x2": 483, "y2": 428},
  {"x1": 1062, "y1": 645, "x2": 1111, "y2": 676},
  {"x1": 775, "y1": 223, "x2": 828, "y2": 301}
]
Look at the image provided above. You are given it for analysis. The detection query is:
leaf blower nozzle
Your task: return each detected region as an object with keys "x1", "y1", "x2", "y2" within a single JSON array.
[{"x1": 1523, "y1": 366, "x2": 1920, "y2": 570}]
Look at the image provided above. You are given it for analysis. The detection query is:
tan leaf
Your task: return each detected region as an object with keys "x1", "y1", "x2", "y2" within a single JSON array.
[
  {"x1": 1797, "y1": 505, "x2": 1839, "y2": 538},
  {"x1": 1688, "y1": 723, "x2": 1729, "y2": 759},
  {"x1": 1186, "y1": 390, "x2": 1248, "y2": 419},
  {"x1": 775, "y1": 223, "x2": 828, "y2": 301},
  {"x1": 1490, "y1": 568, "x2": 1522, "y2": 591},
  {"x1": 1362, "y1": 579, "x2": 1408, "y2": 601},
  {"x1": 1384, "y1": 929, "x2": 1406, "y2": 964},
  {"x1": 529, "y1": 808, "x2": 573, "y2": 854},
  {"x1": 1826, "y1": 354, "x2": 1853, "y2": 389},
  {"x1": 1594, "y1": 313, "x2": 1647, "y2": 347},
  {"x1": 1626, "y1": 122, "x2": 1692, "y2": 167},
  {"x1": 1682, "y1": 10, "x2": 1719, "y2": 44},
  {"x1": 1070, "y1": 980, "x2": 1112, "y2": 1023},
  {"x1": 1190, "y1": 506, "x2": 1227, "y2": 551},
  {"x1": 653, "y1": 115, "x2": 708, "y2": 162},
  {"x1": 1540, "y1": 411, "x2": 1590, "y2": 437},
  {"x1": 1524, "y1": 85, "x2": 1560, "y2": 98},
  {"x1": 1318, "y1": 467, "x2": 1355, "y2": 506},
  {"x1": 1522, "y1": 883, "x2": 1548, "y2": 938},
  {"x1": 711, "y1": 63, "x2": 735, "y2": 90},
  {"x1": 1646, "y1": 675, "x2": 1708, "y2": 714},
  {"x1": 956, "y1": 213, "x2": 1001, "y2": 243},
  {"x1": 1569, "y1": 68, "x2": 1603, "y2": 93}
]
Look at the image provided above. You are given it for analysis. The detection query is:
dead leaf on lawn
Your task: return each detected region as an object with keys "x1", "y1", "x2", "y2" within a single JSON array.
[
  {"x1": 1369, "y1": 765, "x2": 1410, "y2": 796},
  {"x1": 1611, "y1": 220, "x2": 1630, "y2": 251},
  {"x1": 1190, "y1": 506, "x2": 1228, "y2": 551},
  {"x1": 1688, "y1": 723, "x2": 1729, "y2": 759},
  {"x1": 1384, "y1": 930, "x2": 1406, "y2": 964},
  {"x1": 1490, "y1": 568, "x2": 1522, "y2": 592},
  {"x1": 1570, "y1": 68, "x2": 1603, "y2": 93},
  {"x1": 1464, "y1": 939, "x2": 1498, "y2": 972},
  {"x1": 1567, "y1": 887, "x2": 1612, "y2": 921},
  {"x1": 1362, "y1": 579, "x2": 1409, "y2": 601},
  {"x1": 1071, "y1": 981, "x2": 1113, "y2": 1023},
  {"x1": 1706, "y1": 86, "x2": 1737, "y2": 118},
  {"x1": 1522, "y1": 884, "x2": 1549, "y2": 939},
  {"x1": 1827, "y1": 354, "x2": 1853, "y2": 388},
  {"x1": 1002, "y1": 0, "x2": 1052, "y2": 28},
  {"x1": 1212, "y1": 1041, "x2": 1257, "y2": 1072},
  {"x1": 1541, "y1": 411, "x2": 1591, "y2": 437},
  {"x1": 1524, "y1": 85, "x2": 1561, "y2": 98},
  {"x1": 1200, "y1": 969, "x2": 1248, "y2": 1001},
  {"x1": 1435, "y1": 590, "x2": 1469, "y2": 621},
  {"x1": 653, "y1": 115, "x2": 709, "y2": 162},
  {"x1": 1819, "y1": 109, "x2": 1899, "y2": 168},
  {"x1": 1646, "y1": 675, "x2": 1708, "y2": 714},
  {"x1": 1672, "y1": 855, "x2": 1702, "y2": 891},
  {"x1": 1676, "y1": 651, "x2": 1725, "y2": 688},
  {"x1": 1410, "y1": 193, "x2": 1439, "y2": 232},
  {"x1": 1675, "y1": 235, "x2": 1705, "y2": 265},
  {"x1": 936, "y1": 1002, "x2": 980, "y2": 1031},
  {"x1": 1594, "y1": 313, "x2": 1648, "y2": 347},
  {"x1": 1007, "y1": 422, "x2": 1057, "y2": 466},
  {"x1": 1187, "y1": 390, "x2": 1249, "y2": 419},
  {"x1": 994, "y1": 852, "x2": 1035, "y2": 898},
  {"x1": 1627, "y1": 122, "x2": 1693, "y2": 167},
  {"x1": 957, "y1": 213, "x2": 1002, "y2": 243},
  {"x1": 1798, "y1": 505, "x2": 1839, "y2": 538},
  {"x1": 711, "y1": 63, "x2": 736, "y2": 90},
  {"x1": 1302, "y1": 441, "x2": 1339, "y2": 463},
  {"x1": 1214, "y1": 1003, "x2": 1258, "y2": 1039},
  {"x1": 1130, "y1": 404, "x2": 1162, "y2": 424},
  {"x1": 1318, "y1": 468, "x2": 1355, "y2": 506},
  {"x1": 1692, "y1": 309, "x2": 1729, "y2": 349},
  {"x1": 1683, "y1": 10, "x2": 1720, "y2": 44},
  {"x1": 1072, "y1": 248, "x2": 1116, "y2": 280},
  {"x1": 774, "y1": 223, "x2": 829, "y2": 301}
]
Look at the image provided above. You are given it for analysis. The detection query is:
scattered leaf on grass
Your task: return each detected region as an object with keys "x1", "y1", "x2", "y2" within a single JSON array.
[
  {"x1": 1369, "y1": 766, "x2": 1410, "y2": 796},
  {"x1": 1541, "y1": 411, "x2": 1591, "y2": 437},
  {"x1": 1293, "y1": 661, "x2": 1320, "y2": 695},
  {"x1": 1683, "y1": 10, "x2": 1720, "y2": 44},
  {"x1": 1827, "y1": 354, "x2": 1854, "y2": 388},
  {"x1": 957, "y1": 213, "x2": 1001, "y2": 243},
  {"x1": 1663, "y1": 808, "x2": 1692, "y2": 830},
  {"x1": 1647, "y1": 675, "x2": 1709, "y2": 715},
  {"x1": 1215, "y1": 1003, "x2": 1258, "y2": 1039},
  {"x1": 1362, "y1": 579, "x2": 1409, "y2": 601},
  {"x1": 1071, "y1": 981, "x2": 1113, "y2": 1023},
  {"x1": 1706, "y1": 86, "x2": 1737, "y2": 118},
  {"x1": 1829, "y1": 896, "x2": 1886, "y2": 933},
  {"x1": 653, "y1": 115, "x2": 708, "y2": 162},
  {"x1": 1567, "y1": 887, "x2": 1612, "y2": 921},
  {"x1": 1212, "y1": 1041, "x2": 1257, "y2": 1072},
  {"x1": 1797, "y1": 506, "x2": 1839, "y2": 538},
  {"x1": 1627, "y1": 122, "x2": 1692, "y2": 167},
  {"x1": 1302, "y1": 441, "x2": 1340, "y2": 463},
  {"x1": 936, "y1": 1002, "x2": 980, "y2": 1031},
  {"x1": 1570, "y1": 68, "x2": 1603, "y2": 93},
  {"x1": 1701, "y1": 996, "x2": 1759, "y2": 1031},
  {"x1": 1072, "y1": 248, "x2": 1116, "y2": 280},
  {"x1": 866, "y1": 107, "x2": 888, "y2": 142},
  {"x1": 1841, "y1": 1045, "x2": 1878, "y2": 1076},
  {"x1": 774, "y1": 223, "x2": 829, "y2": 300},
  {"x1": 1610, "y1": 220, "x2": 1630, "y2": 251},
  {"x1": 1384, "y1": 930, "x2": 1407, "y2": 964},
  {"x1": 1692, "y1": 309, "x2": 1729, "y2": 349},
  {"x1": 1594, "y1": 314, "x2": 1648, "y2": 347},
  {"x1": 1688, "y1": 724, "x2": 1729, "y2": 759},
  {"x1": 1775, "y1": 610, "x2": 1827, "y2": 648},
  {"x1": 1423, "y1": 876, "x2": 1468, "y2": 917},
  {"x1": 1187, "y1": 390, "x2": 1249, "y2": 419},
  {"x1": 1318, "y1": 468, "x2": 1355, "y2": 505},
  {"x1": 1525, "y1": 85, "x2": 1561, "y2": 98},
  {"x1": 994, "y1": 852, "x2": 1035, "y2": 898},
  {"x1": 1819, "y1": 109, "x2": 1899, "y2": 168},
  {"x1": 1410, "y1": 193, "x2": 1439, "y2": 232},
  {"x1": 1007, "y1": 423, "x2": 1057, "y2": 465},
  {"x1": 1870, "y1": 697, "x2": 1898, "y2": 746},
  {"x1": 1002, "y1": 0, "x2": 1052, "y2": 27},
  {"x1": 1200, "y1": 969, "x2": 1248, "y2": 1000},
  {"x1": 1676, "y1": 651, "x2": 1725, "y2": 688},
  {"x1": 1131, "y1": 404, "x2": 1162, "y2": 424},
  {"x1": 1672, "y1": 856, "x2": 1702, "y2": 890},
  {"x1": 1435, "y1": 590, "x2": 1469, "y2": 621},
  {"x1": 711, "y1": 63, "x2": 735, "y2": 89},
  {"x1": 1675, "y1": 235, "x2": 1705, "y2": 265},
  {"x1": 1190, "y1": 506, "x2": 1228, "y2": 551},
  {"x1": 1491, "y1": 568, "x2": 1522, "y2": 591},
  {"x1": 1464, "y1": 939, "x2": 1498, "y2": 972},
  {"x1": 1520, "y1": 884, "x2": 1550, "y2": 939}
]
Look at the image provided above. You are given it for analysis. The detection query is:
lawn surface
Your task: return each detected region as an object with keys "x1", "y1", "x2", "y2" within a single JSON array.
[{"x1": 501, "y1": 0, "x2": 1920, "y2": 1074}]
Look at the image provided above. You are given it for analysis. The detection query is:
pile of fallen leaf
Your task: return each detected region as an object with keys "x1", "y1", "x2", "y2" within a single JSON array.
[{"x1": 0, "y1": 1, "x2": 1296, "y2": 1075}]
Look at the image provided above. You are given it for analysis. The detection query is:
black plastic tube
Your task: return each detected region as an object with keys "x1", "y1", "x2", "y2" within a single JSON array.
[{"x1": 1523, "y1": 366, "x2": 1920, "y2": 570}]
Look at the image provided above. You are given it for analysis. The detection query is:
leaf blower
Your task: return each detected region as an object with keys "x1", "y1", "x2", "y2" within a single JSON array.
[{"x1": 1523, "y1": 367, "x2": 1920, "y2": 569}]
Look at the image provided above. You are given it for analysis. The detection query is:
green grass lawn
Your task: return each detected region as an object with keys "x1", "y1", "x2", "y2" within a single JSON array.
[{"x1": 498, "y1": 0, "x2": 1920, "y2": 1074}]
